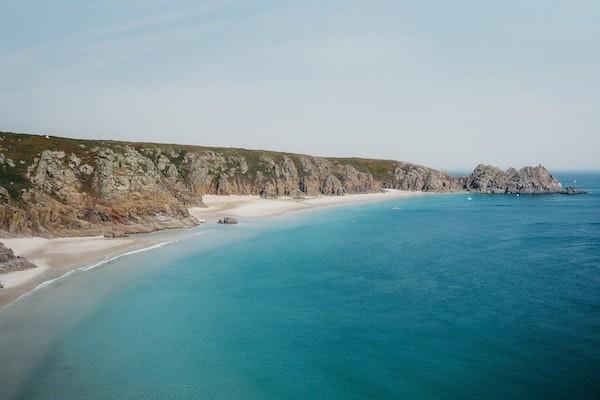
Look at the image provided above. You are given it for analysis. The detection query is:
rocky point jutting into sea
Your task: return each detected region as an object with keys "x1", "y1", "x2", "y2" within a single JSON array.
[{"x1": 0, "y1": 132, "x2": 572, "y2": 237}]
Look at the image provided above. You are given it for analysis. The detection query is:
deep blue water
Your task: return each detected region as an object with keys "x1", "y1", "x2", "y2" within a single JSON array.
[{"x1": 1, "y1": 173, "x2": 599, "y2": 400}]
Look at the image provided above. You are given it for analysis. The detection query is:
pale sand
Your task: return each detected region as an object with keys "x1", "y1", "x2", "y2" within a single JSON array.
[
  {"x1": 1, "y1": 189, "x2": 425, "y2": 307},
  {"x1": 190, "y1": 189, "x2": 425, "y2": 220},
  {"x1": 1, "y1": 261, "x2": 50, "y2": 288}
]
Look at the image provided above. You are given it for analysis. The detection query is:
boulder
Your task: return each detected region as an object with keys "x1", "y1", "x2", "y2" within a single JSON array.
[
  {"x1": 104, "y1": 231, "x2": 129, "y2": 238},
  {"x1": 218, "y1": 216, "x2": 238, "y2": 225},
  {"x1": 562, "y1": 186, "x2": 586, "y2": 195}
]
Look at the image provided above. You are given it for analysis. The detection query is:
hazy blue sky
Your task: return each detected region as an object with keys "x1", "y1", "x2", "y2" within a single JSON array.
[{"x1": 1, "y1": 1, "x2": 598, "y2": 170}]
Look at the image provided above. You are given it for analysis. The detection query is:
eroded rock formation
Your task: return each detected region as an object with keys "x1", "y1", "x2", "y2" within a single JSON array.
[{"x1": 465, "y1": 164, "x2": 563, "y2": 194}]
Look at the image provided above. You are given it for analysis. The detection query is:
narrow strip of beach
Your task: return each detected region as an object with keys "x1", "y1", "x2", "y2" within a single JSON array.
[
  {"x1": 189, "y1": 189, "x2": 425, "y2": 219},
  {"x1": 0, "y1": 189, "x2": 425, "y2": 308}
]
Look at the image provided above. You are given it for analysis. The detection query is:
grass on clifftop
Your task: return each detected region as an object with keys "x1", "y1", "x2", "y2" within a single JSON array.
[{"x1": 0, "y1": 131, "x2": 407, "y2": 198}]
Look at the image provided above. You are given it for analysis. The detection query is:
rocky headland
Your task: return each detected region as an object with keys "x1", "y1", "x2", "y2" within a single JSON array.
[
  {"x1": 465, "y1": 164, "x2": 563, "y2": 194},
  {"x1": 0, "y1": 132, "x2": 573, "y2": 237}
]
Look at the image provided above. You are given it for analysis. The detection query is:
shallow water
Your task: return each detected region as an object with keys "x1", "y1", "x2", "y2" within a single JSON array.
[{"x1": 1, "y1": 173, "x2": 599, "y2": 399}]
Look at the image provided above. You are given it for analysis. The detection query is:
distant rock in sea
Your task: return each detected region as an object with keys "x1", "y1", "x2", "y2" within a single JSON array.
[
  {"x1": 562, "y1": 186, "x2": 586, "y2": 195},
  {"x1": 0, "y1": 242, "x2": 37, "y2": 274}
]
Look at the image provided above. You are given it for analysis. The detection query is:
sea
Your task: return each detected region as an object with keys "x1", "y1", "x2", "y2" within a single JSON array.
[{"x1": 0, "y1": 172, "x2": 599, "y2": 400}]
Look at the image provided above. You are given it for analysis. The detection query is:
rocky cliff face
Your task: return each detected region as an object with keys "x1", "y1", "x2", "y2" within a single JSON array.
[
  {"x1": 466, "y1": 164, "x2": 562, "y2": 194},
  {"x1": 0, "y1": 132, "x2": 566, "y2": 237},
  {"x1": 385, "y1": 162, "x2": 465, "y2": 192}
]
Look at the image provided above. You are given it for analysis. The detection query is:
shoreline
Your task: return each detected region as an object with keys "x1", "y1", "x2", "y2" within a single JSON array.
[
  {"x1": 190, "y1": 189, "x2": 429, "y2": 219},
  {"x1": 0, "y1": 189, "x2": 428, "y2": 308}
]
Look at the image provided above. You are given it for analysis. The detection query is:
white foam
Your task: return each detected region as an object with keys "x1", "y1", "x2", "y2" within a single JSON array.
[
  {"x1": 79, "y1": 230, "x2": 205, "y2": 271},
  {"x1": 78, "y1": 241, "x2": 174, "y2": 271},
  {"x1": 5, "y1": 270, "x2": 77, "y2": 306},
  {"x1": 2, "y1": 231, "x2": 206, "y2": 309}
]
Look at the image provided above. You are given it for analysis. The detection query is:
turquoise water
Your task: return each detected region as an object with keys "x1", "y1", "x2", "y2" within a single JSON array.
[{"x1": 1, "y1": 173, "x2": 599, "y2": 399}]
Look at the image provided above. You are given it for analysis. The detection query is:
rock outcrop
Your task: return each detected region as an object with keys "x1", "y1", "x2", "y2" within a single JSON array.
[
  {"x1": 0, "y1": 132, "x2": 572, "y2": 237},
  {"x1": 386, "y1": 162, "x2": 465, "y2": 192},
  {"x1": 0, "y1": 242, "x2": 36, "y2": 274},
  {"x1": 562, "y1": 186, "x2": 586, "y2": 195},
  {"x1": 218, "y1": 217, "x2": 238, "y2": 225},
  {"x1": 465, "y1": 164, "x2": 563, "y2": 194}
]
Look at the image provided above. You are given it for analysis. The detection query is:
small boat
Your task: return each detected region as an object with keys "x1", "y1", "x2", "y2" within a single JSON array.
[{"x1": 467, "y1": 197, "x2": 472, "y2": 201}]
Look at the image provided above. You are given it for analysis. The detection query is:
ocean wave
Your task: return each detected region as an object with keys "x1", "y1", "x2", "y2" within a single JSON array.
[
  {"x1": 78, "y1": 241, "x2": 175, "y2": 271},
  {"x1": 3, "y1": 230, "x2": 206, "y2": 309},
  {"x1": 7, "y1": 270, "x2": 79, "y2": 306},
  {"x1": 79, "y1": 230, "x2": 206, "y2": 271}
]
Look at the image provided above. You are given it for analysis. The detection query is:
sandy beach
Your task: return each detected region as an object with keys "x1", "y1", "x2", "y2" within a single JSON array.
[
  {"x1": 189, "y1": 189, "x2": 425, "y2": 220},
  {"x1": 0, "y1": 190, "x2": 425, "y2": 308}
]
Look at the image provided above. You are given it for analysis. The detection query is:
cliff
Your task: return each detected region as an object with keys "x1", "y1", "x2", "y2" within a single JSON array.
[{"x1": 0, "y1": 132, "x2": 566, "y2": 237}]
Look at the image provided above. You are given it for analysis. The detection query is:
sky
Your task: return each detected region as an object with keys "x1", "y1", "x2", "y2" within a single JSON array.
[{"x1": 1, "y1": 0, "x2": 599, "y2": 170}]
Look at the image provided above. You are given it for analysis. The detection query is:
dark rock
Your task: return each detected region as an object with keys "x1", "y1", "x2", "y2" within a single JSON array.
[
  {"x1": 0, "y1": 242, "x2": 37, "y2": 274},
  {"x1": 562, "y1": 186, "x2": 586, "y2": 195},
  {"x1": 218, "y1": 216, "x2": 238, "y2": 225},
  {"x1": 104, "y1": 231, "x2": 129, "y2": 238}
]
